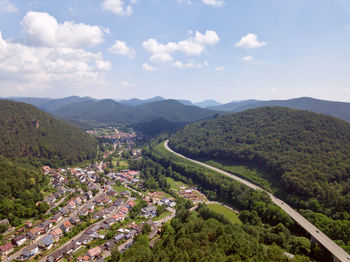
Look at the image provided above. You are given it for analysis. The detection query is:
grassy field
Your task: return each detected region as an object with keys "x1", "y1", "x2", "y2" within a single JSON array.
[
  {"x1": 205, "y1": 160, "x2": 275, "y2": 192},
  {"x1": 113, "y1": 184, "x2": 129, "y2": 193},
  {"x1": 153, "y1": 211, "x2": 172, "y2": 221},
  {"x1": 166, "y1": 177, "x2": 189, "y2": 191},
  {"x1": 207, "y1": 203, "x2": 242, "y2": 225}
]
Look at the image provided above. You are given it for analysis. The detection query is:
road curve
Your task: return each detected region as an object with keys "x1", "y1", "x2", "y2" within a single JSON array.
[{"x1": 164, "y1": 140, "x2": 350, "y2": 262}]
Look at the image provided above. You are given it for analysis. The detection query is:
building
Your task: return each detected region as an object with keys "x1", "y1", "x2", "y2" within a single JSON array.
[
  {"x1": 28, "y1": 227, "x2": 42, "y2": 239},
  {"x1": 0, "y1": 243, "x2": 13, "y2": 257},
  {"x1": 59, "y1": 220, "x2": 72, "y2": 233},
  {"x1": 141, "y1": 206, "x2": 157, "y2": 218},
  {"x1": 50, "y1": 227, "x2": 63, "y2": 241},
  {"x1": 86, "y1": 246, "x2": 101, "y2": 259},
  {"x1": 23, "y1": 244, "x2": 39, "y2": 258},
  {"x1": 12, "y1": 234, "x2": 27, "y2": 246},
  {"x1": 39, "y1": 234, "x2": 54, "y2": 250},
  {"x1": 114, "y1": 233, "x2": 125, "y2": 242}
]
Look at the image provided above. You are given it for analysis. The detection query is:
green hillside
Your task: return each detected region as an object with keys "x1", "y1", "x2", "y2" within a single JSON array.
[
  {"x1": 0, "y1": 100, "x2": 98, "y2": 166},
  {"x1": 169, "y1": 107, "x2": 350, "y2": 217},
  {"x1": 53, "y1": 99, "x2": 221, "y2": 128}
]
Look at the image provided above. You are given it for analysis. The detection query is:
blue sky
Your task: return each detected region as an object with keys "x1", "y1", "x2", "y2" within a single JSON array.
[{"x1": 0, "y1": 0, "x2": 349, "y2": 102}]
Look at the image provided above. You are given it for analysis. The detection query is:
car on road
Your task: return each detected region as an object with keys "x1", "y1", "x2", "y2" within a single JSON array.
[{"x1": 316, "y1": 230, "x2": 319, "y2": 233}]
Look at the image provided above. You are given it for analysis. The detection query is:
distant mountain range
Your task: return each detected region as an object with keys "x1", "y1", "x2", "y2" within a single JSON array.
[
  {"x1": 3, "y1": 96, "x2": 350, "y2": 128},
  {"x1": 208, "y1": 97, "x2": 350, "y2": 122}
]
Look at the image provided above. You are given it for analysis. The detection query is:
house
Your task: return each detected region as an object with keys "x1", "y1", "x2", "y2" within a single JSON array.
[
  {"x1": 67, "y1": 200, "x2": 76, "y2": 210},
  {"x1": 60, "y1": 220, "x2": 72, "y2": 233},
  {"x1": 50, "y1": 213, "x2": 63, "y2": 223},
  {"x1": 78, "y1": 208, "x2": 89, "y2": 217},
  {"x1": 104, "y1": 217, "x2": 117, "y2": 227},
  {"x1": 50, "y1": 228, "x2": 63, "y2": 241},
  {"x1": 114, "y1": 233, "x2": 125, "y2": 242},
  {"x1": 113, "y1": 199, "x2": 124, "y2": 206},
  {"x1": 85, "y1": 225, "x2": 100, "y2": 235},
  {"x1": 47, "y1": 249, "x2": 64, "y2": 262},
  {"x1": 120, "y1": 191, "x2": 131, "y2": 198},
  {"x1": 64, "y1": 240, "x2": 81, "y2": 254},
  {"x1": 0, "y1": 242, "x2": 13, "y2": 257},
  {"x1": 28, "y1": 227, "x2": 42, "y2": 239},
  {"x1": 86, "y1": 246, "x2": 101, "y2": 258},
  {"x1": 141, "y1": 206, "x2": 157, "y2": 218},
  {"x1": 76, "y1": 234, "x2": 93, "y2": 245},
  {"x1": 104, "y1": 206, "x2": 116, "y2": 214},
  {"x1": 42, "y1": 165, "x2": 51, "y2": 174},
  {"x1": 103, "y1": 196, "x2": 112, "y2": 205},
  {"x1": 126, "y1": 200, "x2": 136, "y2": 208},
  {"x1": 161, "y1": 198, "x2": 176, "y2": 207},
  {"x1": 106, "y1": 189, "x2": 117, "y2": 197},
  {"x1": 74, "y1": 197, "x2": 82, "y2": 206},
  {"x1": 148, "y1": 228, "x2": 159, "y2": 240},
  {"x1": 126, "y1": 229, "x2": 137, "y2": 239},
  {"x1": 39, "y1": 220, "x2": 53, "y2": 231},
  {"x1": 23, "y1": 244, "x2": 39, "y2": 258},
  {"x1": 69, "y1": 215, "x2": 80, "y2": 225},
  {"x1": 131, "y1": 178, "x2": 140, "y2": 184},
  {"x1": 92, "y1": 211, "x2": 106, "y2": 220},
  {"x1": 85, "y1": 190, "x2": 93, "y2": 199},
  {"x1": 39, "y1": 234, "x2": 54, "y2": 250},
  {"x1": 136, "y1": 224, "x2": 144, "y2": 234},
  {"x1": 12, "y1": 234, "x2": 27, "y2": 246}
]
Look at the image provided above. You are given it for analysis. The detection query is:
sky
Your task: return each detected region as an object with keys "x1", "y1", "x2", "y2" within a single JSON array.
[{"x1": 0, "y1": 0, "x2": 350, "y2": 103}]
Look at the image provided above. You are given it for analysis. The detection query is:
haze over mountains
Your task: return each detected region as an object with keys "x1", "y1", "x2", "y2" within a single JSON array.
[{"x1": 4, "y1": 96, "x2": 350, "y2": 125}]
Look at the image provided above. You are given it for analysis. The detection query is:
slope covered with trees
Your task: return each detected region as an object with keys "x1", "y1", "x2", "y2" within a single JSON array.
[
  {"x1": 0, "y1": 100, "x2": 97, "y2": 166},
  {"x1": 169, "y1": 107, "x2": 350, "y2": 219},
  {"x1": 208, "y1": 97, "x2": 350, "y2": 122},
  {"x1": 53, "y1": 99, "x2": 221, "y2": 126}
]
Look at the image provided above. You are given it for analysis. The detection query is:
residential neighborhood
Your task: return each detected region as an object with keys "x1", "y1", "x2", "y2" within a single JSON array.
[{"x1": 0, "y1": 130, "x2": 177, "y2": 262}]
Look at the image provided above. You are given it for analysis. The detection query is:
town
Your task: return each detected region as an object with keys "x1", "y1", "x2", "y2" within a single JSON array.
[{"x1": 0, "y1": 128, "x2": 204, "y2": 262}]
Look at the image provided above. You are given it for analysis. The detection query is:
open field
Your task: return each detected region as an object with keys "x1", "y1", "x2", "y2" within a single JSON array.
[{"x1": 207, "y1": 203, "x2": 241, "y2": 225}]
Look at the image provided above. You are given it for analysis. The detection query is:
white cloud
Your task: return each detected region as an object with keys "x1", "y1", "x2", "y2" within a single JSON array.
[
  {"x1": 143, "y1": 38, "x2": 179, "y2": 54},
  {"x1": 150, "y1": 53, "x2": 173, "y2": 63},
  {"x1": 142, "y1": 63, "x2": 157, "y2": 71},
  {"x1": 102, "y1": 0, "x2": 135, "y2": 15},
  {"x1": 108, "y1": 40, "x2": 135, "y2": 58},
  {"x1": 173, "y1": 60, "x2": 208, "y2": 69},
  {"x1": 21, "y1": 11, "x2": 106, "y2": 48},
  {"x1": 143, "y1": 30, "x2": 219, "y2": 63},
  {"x1": 0, "y1": 0, "x2": 17, "y2": 12},
  {"x1": 202, "y1": 0, "x2": 224, "y2": 7},
  {"x1": 0, "y1": 29, "x2": 110, "y2": 92},
  {"x1": 120, "y1": 80, "x2": 135, "y2": 87},
  {"x1": 236, "y1": 33, "x2": 266, "y2": 49},
  {"x1": 242, "y1": 56, "x2": 253, "y2": 61},
  {"x1": 215, "y1": 66, "x2": 224, "y2": 71}
]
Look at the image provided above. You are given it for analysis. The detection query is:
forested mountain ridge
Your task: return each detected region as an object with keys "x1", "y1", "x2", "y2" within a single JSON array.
[
  {"x1": 52, "y1": 99, "x2": 221, "y2": 127},
  {"x1": 0, "y1": 100, "x2": 97, "y2": 166},
  {"x1": 208, "y1": 97, "x2": 350, "y2": 122},
  {"x1": 169, "y1": 107, "x2": 350, "y2": 217}
]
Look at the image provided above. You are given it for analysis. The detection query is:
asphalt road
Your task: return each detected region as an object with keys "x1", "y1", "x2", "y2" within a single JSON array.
[{"x1": 164, "y1": 140, "x2": 350, "y2": 262}]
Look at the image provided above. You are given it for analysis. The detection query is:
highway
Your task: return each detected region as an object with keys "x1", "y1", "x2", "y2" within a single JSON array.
[{"x1": 164, "y1": 140, "x2": 350, "y2": 262}]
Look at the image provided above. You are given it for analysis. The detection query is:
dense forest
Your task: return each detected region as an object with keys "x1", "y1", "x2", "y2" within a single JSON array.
[
  {"x1": 51, "y1": 99, "x2": 220, "y2": 128},
  {"x1": 208, "y1": 97, "x2": 350, "y2": 123},
  {"x1": 124, "y1": 148, "x2": 329, "y2": 261},
  {"x1": 0, "y1": 156, "x2": 50, "y2": 226},
  {"x1": 169, "y1": 107, "x2": 350, "y2": 217},
  {"x1": 0, "y1": 100, "x2": 98, "y2": 166},
  {"x1": 113, "y1": 209, "x2": 311, "y2": 261},
  {"x1": 0, "y1": 100, "x2": 98, "y2": 225}
]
